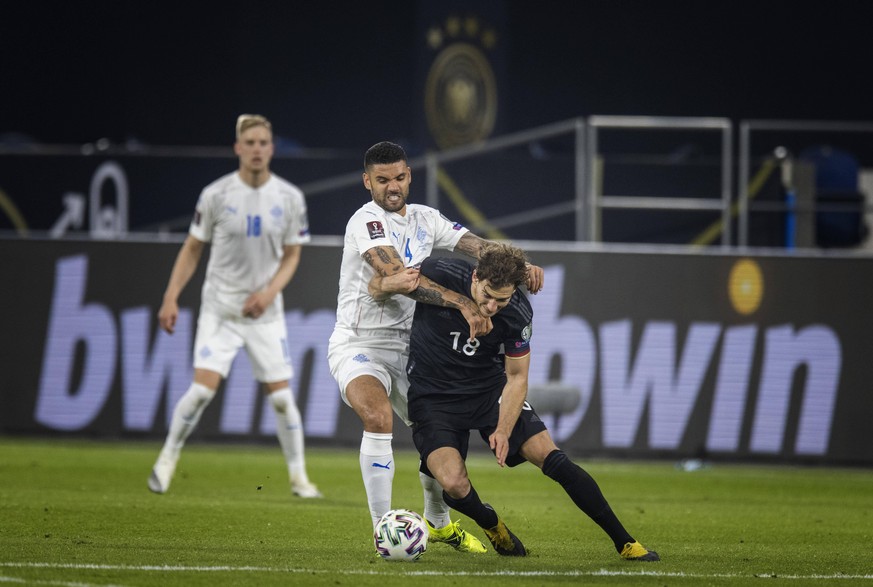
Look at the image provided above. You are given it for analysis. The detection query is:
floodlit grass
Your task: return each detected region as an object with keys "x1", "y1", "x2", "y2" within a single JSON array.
[{"x1": 1, "y1": 437, "x2": 871, "y2": 586}]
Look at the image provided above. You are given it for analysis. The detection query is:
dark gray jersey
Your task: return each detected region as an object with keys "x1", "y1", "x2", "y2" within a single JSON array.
[{"x1": 407, "y1": 256, "x2": 532, "y2": 402}]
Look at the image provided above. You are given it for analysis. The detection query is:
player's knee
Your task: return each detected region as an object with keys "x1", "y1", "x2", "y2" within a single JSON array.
[
  {"x1": 542, "y1": 449, "x2": 571, "y2": 480},
  {"x1": 360, "y1": 405, "x2": 394, "y2": 432},
  {"x1": 189, "y1": 382, "x2": 216, "y2": 407},
  {"x1": 437, "y1": 473, "x2": 470, "y2": 499}
]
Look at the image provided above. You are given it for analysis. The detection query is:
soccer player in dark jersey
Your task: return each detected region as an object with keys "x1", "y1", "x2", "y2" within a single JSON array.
[{"x1": 406, "y1": 242, "x2": 660, "y2": 561}]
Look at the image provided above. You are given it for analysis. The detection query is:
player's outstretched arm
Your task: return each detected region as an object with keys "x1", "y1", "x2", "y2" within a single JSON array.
[
  {"x1": 409, "y1": 274, "x2": 492, "y2": 340},
  {"x1": 363, "y1": 244, "x2": 490, "y2": 338}
]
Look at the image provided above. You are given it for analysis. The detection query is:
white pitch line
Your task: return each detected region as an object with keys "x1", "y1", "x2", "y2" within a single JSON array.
[
  {"x1": 0, "y1": 574, "x2": 130, "y2": 587},
  {"x1": 1, "y1": 562, "x2": 872, "y2": 581}
]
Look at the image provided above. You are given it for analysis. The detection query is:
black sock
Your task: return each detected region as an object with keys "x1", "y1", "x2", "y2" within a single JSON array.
[
  {"x1": 442, "y1": 485, "x2": 499, "y2": 530},
  {"x1": 542, "y1": 449, "x2": 633, "y2": 552}
]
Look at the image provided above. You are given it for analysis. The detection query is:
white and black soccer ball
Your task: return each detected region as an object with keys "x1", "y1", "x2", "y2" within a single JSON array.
[{"x1": 374, "y1": 508, "x2": 428, "y2": 562}]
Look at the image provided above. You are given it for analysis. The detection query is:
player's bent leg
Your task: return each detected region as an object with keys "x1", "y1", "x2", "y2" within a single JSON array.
[
  {"x1": 420, "y1": 472, "x2": 486, "y2": 553},
  {"x1": 267, "y1": 383, "x2": 322, "y2": 499},
  {"x1": 419, "y1": 471, "x2": 450, "y2": 527},
  {"x1": 540, "y1": 448, "x2": 660, "y2": 561},
  {"x1": 347, "y1": 375, "x2": 396, "y2": 528},
  {"x1": 360, "y1": 431, "x2": 394, "y2": 526},
  {"x1": 148, "y1": 381, "x2": 215, "y2": 494},
  {"x1": 442, "y1": 485, "x2": 526, "y2": 557}
]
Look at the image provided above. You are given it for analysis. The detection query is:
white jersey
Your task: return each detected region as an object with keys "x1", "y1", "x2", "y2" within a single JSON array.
[
  {"x1": 189, "y1": 171, "x2": 310, "y2": 321},
  {"x1": 333, "y1": 200, "x2": 468, "y2": 333}
]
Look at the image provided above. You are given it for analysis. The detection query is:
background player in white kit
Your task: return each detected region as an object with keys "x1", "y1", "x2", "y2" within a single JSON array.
[
  {"x1": 327, "y1": 141, "x2": 544, "y2": 551},
  {"x1": 148, "y1": 114, "x2": 321, "y2": 498}
]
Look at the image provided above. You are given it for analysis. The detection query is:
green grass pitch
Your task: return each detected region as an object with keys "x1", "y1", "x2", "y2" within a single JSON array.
[{"x1": 1, "y1": 437, "x2": 871, "y2": 586}]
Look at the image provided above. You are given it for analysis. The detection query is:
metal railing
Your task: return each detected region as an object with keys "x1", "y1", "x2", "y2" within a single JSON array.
[
  {"x1": 4, "y1": 116, "x2": 873, "y2": 248},
  {"x1": 586, "y1": 115, "x2": 733, "y2": 246},
  {"x1": 738, "y1": 119, "x2": 873, "y2": 247}
]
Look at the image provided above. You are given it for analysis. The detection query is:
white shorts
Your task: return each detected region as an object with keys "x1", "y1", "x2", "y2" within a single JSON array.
[
  {"x1": 193, "y1": 309, "x2": 292, "y2": 383},
  {"x1": 327, "y1": 328, "x2": 411, "y2": 425}
]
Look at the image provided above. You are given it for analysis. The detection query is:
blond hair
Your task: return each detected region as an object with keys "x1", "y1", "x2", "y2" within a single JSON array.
[{"x1": 235, "y1": 114, "x2": 272, "y2": 140}]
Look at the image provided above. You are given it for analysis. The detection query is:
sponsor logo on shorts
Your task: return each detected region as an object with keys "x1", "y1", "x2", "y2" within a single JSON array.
[{"x1": 353, "y1": 353, "x2": 370, "y2": 363}]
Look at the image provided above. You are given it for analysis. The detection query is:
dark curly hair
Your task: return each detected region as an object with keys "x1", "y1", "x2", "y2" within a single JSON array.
[{"x1": 475, "y1": 242, "x2": 528, "y2": 290}]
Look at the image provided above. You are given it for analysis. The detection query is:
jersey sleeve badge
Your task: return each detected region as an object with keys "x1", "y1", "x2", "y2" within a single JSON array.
[
  {"x1": 367, "y1": 220, "x2": 385, "y2": 239},
  {"x1": 521, "y1": 323, "x2": 532, "y2": 341}
]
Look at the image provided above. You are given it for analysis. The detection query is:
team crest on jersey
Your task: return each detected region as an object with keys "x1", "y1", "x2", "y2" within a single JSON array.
[
  {"x1": 270, "y1": 206, "x2": 283, "y2": 219},
  {"x1": 367, "y1": 221, "x2": 385, "y2": 239},
  {"x1": 353, "y1": 353, "x2": 371, "y2": 363},
  {"x1": 521, "y1": 323, "x2": 532, "y2": 341}
]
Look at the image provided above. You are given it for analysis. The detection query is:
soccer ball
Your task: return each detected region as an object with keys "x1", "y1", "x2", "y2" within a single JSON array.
[{"x1": 374, "y1": 508, "x2": 428, "y2": 561}]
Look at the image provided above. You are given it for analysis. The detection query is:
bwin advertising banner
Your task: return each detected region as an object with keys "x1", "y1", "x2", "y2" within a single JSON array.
[{"x1": 1, "y1": 239, "x2": 872, "y2": 465}]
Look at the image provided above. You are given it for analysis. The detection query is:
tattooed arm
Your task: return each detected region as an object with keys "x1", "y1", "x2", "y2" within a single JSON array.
[
  {"x1": 364, "y1": 245, "x2": 491, "y2": 338},
  {"x1": 409, "y1": 273, "x2": 492, "y2": 339},
  {"x1": 365, "y1": 245, "x2": 420, "y2": 302},
  {"x1": 363, "y1": 245, "x2": 463, "y2": 307},
  {"x1": 454, "y1": 232, "x2": 489, "y2": 259}
]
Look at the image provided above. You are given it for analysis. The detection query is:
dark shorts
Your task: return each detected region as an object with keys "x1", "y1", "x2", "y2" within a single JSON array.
[{"x1": 410, "y1": 388, "x2": 548, "y2": 471}]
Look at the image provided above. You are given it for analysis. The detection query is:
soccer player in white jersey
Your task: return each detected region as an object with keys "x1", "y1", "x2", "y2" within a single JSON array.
[
  {"x1": 148, "y1": 114, "x2": 321, "y2": 498},
  {"x1": 327, "y1": 141, "x2": 544, "y2": 552}
]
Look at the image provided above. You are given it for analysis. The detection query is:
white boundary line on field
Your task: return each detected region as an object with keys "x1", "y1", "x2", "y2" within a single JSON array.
[
  {"x1": 2, "y1": 562, "x2": 873, "y2": 582},
  {"x1": 0, "y1": 574, "x2": 128, "y2": 587}
]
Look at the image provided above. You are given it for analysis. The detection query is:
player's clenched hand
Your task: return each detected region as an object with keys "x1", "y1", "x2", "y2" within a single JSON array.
[
  {"x1": 383, "y1": 267, "x2": 421, "y2": 294},
  {"x1": 459, "y1": 301, "x2": 492, "y2": 340},
  {"x1": 369, "y1": 268, "x2": 420, "y2": 300},
  {"x1": 525, "y1": 263, "x2": 544, "y2": 294},
  {"x1": 489, "y1": 430, "x2": 510, "y2": 467},
  {"x1": 158, "y1": 300, "x2": 179, "y2": 334},
  {"x1": 242, "y1": 291, "x2": 274, "y2": 319}
]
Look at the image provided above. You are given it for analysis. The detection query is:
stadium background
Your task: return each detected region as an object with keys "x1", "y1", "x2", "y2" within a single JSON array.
[
  {"x1": 2, "y1": 1, "x2": 873, "y2": 466},
  {"x1": 2, "y1": 0, "x2": 872, "y2": 148}
]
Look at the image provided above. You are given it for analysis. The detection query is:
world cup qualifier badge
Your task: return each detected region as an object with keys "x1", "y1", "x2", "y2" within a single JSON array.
[
  {"x1": 423, "y1": 14, "x2": 499, "y2": 149},
  {"x1": 367, "y1": 220, "x2": 385, "y2": 239}
]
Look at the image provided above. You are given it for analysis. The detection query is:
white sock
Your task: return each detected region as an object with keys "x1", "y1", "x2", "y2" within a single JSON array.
[
  {"x1": 269, "y1": 387, "x2": 310, "y2": 485},
  {"x1": 420, "y1": 471, "x2": 450, "y2": 528},
  {"x1": 159, "y1": 382, "x2": 214, "y2": 460},
  {"x1": 360, "y1": 431, "x2": 394, "y2": 528}
]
